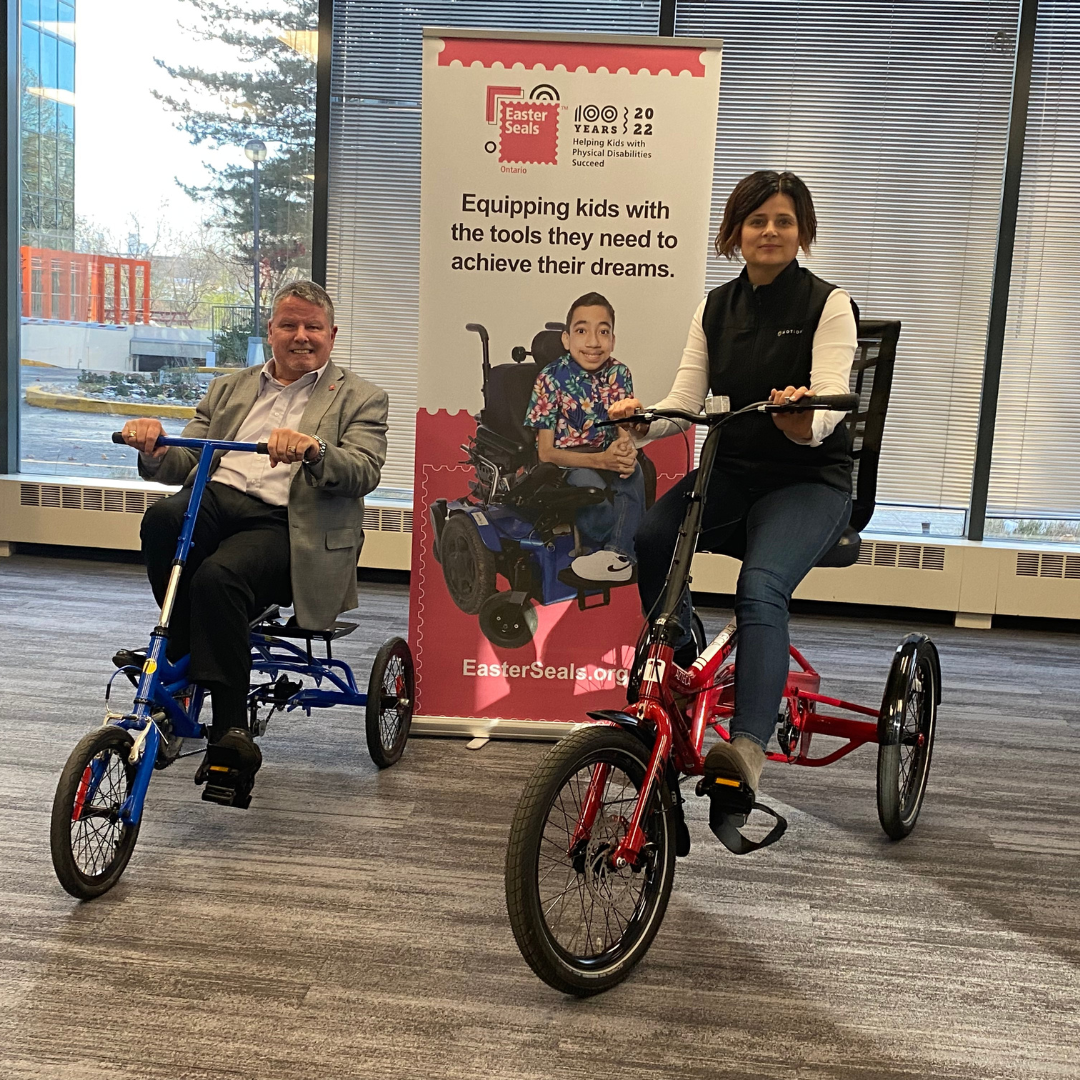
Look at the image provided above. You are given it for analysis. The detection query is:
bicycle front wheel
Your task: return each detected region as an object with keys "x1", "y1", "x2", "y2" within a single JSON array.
[
  {"x1": 51, "y1": 726, "x2": 142, "y2": 899},
  {"x1": 505, "y1": 725, "x2": 676, "y2": 996}
]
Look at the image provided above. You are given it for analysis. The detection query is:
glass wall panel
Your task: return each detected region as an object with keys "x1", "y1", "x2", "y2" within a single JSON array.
[
  {"x1": 985, "y1": 0, "x2": 1080, "y2": 544},
  {"x1": 675, "y1": 0, "x2": 1019, "y2": 538},
  {"x1": 17, "y1": 0, "x2": 317, "y2": 481}
]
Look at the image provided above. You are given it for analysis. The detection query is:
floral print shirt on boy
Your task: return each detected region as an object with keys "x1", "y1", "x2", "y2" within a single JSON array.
[{"x1": 525, "y1": 355, "x2": 635, "y2": 450}]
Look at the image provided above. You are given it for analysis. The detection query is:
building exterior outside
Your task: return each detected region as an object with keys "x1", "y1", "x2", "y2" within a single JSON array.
[{"x1": 21, "y1": 0, "x2": 76, "y2": 251}]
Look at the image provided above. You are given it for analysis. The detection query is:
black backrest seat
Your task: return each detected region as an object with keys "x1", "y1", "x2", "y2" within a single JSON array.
[
  {"x1": 700, "y1": 318, "x2": 901, "y2": 570},
  {"x1": 480, "y1": 361, "x2": 540, "y2": 451},
  {"x1": 530, "y1": 328, "x2": 565, "y2": 368}
]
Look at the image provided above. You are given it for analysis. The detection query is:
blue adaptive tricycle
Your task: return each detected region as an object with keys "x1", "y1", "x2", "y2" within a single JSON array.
[{"x1": 49, "y1": 433, "x2": 414, "y2": 900}]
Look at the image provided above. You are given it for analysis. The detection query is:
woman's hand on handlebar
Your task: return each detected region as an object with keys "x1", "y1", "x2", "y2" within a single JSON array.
[
  {"x1": 769, "y1": 385, "x2": 814, "y2": 441},
  {"x1": 120, "y1": 418, "x2": 169, "y2": 458},
  {"x1": 608, "y1": 396, "x2": 650, "y2": 438}
]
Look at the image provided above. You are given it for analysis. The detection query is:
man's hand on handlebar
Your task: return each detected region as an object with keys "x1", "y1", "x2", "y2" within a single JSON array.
[
  {"x1": 769, "y1": 385, "x2": 815, "y2": 441},
  {"x1": 608, "y1": 397, "x2": 650, "y2": 438},
  {"x1": 267, "y1": 428, "x2": 321, "y2": 467},
  {"x1": 121, "y1": 418, "x2": 169, "y2": 458}
]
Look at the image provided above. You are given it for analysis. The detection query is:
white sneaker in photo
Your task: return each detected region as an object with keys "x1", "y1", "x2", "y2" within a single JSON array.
[{"x1": 570, "y1": 550, "x2": 634, "y2": 582}]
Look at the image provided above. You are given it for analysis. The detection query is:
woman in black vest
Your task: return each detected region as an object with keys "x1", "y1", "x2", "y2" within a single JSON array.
[{"x1": 610, "y1": 171, "x2": 857, "y2": 798}]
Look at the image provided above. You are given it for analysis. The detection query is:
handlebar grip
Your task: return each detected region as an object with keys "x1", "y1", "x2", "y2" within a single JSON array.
[
  {"x1": 111, "y1": 431, "x2": 126, "y2": 444},
  {"x1": 766, "y1": 393, "x2": 861, "y2": 413},
  {"x1": 811, "y1": 393, "x2": 861, "y2": 412},
  {"x1": 256, "y1": 442, "x2": 269, "y2": 455}
]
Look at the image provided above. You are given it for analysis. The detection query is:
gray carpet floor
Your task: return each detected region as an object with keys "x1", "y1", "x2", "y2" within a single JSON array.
[{"x1": 1, "y1": 552, "x2": 1078, "y2": 1080}]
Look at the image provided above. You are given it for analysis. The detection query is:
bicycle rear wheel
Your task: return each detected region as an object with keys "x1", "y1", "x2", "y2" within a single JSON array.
[
  {"x1": 365, "y1": 637, "x2": 414, "y2": 768},
  {"x1": 51, "y1": 726, "x2": 142, "y2": 899},
  {"x1": 505, "y1": 725, "x2": 676, "y2": 996},
  {"x1": 877, "y1": 636, "x2": 938, "y2": 839}
]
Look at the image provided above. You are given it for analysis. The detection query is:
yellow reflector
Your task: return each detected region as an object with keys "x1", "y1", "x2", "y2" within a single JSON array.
[
  {"x1": 209, "y1": 765, "x2": 229, "y2": 772},
  {"x1": 713, "y1": 776, "x2": 741, "y2": 787}
]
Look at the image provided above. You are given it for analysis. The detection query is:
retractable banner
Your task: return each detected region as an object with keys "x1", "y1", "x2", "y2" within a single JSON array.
[{"x1": 412, "y1": 28, "x2": 723, "y2": 726}]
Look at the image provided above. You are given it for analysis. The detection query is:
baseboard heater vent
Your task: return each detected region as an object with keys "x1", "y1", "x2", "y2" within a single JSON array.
[
  {"x1": 18, "y1": 481, "x2": 415, "y2": 535},
  {"x1": 1016, "y1": 551, "x2": 1080, "y2": 579},
  {"x1": 362, "y1": 507, "x2": 413, "y2": 533},
  {"x1": 20, "y1": 482, "x2": 169, "y2": 514},
  {"x1": 855, "y1": 539, "x2": 946, "y2": 571}
]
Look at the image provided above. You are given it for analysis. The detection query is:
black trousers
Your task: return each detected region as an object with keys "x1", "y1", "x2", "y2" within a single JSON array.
[{"x1": 141, "y1": 481, "x2": 291, "y2": 731}]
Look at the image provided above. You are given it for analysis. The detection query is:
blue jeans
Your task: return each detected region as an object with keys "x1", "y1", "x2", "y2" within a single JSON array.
[
  {"x1": 565, "y1": 464, "x2": 646, "y2": 564},
  {"x1": 635, "y1": 469, "x2": 851, "y2": 749}
]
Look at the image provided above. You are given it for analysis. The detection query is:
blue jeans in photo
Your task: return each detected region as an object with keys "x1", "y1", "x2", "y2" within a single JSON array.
[
  {"x1": 565, "y1": 463, "x2": 647, "y2": 564},
  {"x1": 635, "y1": 468, "x2": 851, "y2": 750}
]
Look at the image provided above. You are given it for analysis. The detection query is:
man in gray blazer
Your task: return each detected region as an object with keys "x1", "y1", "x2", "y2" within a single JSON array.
[{"x1": 121, "y1": 280, "x2": 388, "y2": 791}]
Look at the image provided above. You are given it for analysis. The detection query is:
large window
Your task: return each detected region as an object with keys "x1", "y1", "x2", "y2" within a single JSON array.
[
  {"x1": 17, "y1": 0, "x2": 317, "y2": 480},
  {"x1": 986, "y1": 0, "x2": 1080, "y2": 543},
  {"x1": 675, "y1": 0, "x2": 1020, "y2": 538}
]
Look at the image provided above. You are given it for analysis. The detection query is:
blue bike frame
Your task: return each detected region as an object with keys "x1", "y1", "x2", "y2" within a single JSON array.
[{"x1": 110, "y1": 435, "x2": 270, "y2": 826}]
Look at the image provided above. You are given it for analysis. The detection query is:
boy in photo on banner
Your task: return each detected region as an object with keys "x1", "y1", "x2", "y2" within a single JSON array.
[{"x1": 525, "y1": 292, "x2": 646, "y2": 583}]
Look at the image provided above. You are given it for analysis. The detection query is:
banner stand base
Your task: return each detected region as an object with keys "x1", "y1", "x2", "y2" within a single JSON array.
[{"x1": 411, "y1": 716, "x2": 577, "y2": 742}]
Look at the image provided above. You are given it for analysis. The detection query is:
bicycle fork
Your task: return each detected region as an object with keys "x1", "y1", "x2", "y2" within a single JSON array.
[{"x1": 569, "y1": 698, "x2": 675, "y2": 871}]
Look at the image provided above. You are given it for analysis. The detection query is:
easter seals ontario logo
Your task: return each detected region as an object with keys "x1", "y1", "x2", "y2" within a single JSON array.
[{"x1": 485, "y1": 84, "x2": 560, "y2": 166}]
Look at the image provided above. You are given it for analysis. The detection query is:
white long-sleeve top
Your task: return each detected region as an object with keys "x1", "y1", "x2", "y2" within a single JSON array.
[{"x1": 643, "y1": 288, "x2": 857, "y2": 446}]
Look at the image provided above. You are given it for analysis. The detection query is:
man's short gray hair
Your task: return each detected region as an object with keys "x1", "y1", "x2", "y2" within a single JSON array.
[{"x1": 270, "y1": 280, "x2": 335, "y2": 326}]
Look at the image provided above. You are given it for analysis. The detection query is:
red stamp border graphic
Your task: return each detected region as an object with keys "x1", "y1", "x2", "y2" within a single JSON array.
[{"x1": 438, "y1": 38, "x2": 706, "y2": 78}]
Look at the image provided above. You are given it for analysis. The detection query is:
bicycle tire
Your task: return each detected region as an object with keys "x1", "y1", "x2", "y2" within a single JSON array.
[
  {"x1": 505, "y1": 725, "x2": 676, "y2": 996},
  {"x1": 51, "y1": 726, "x2": 142, "y2": 900},
  {"x1": 365, "y1": 637, "x2": 414, "y2": 768},
  {"x1": 877, "y1": 637, "x2": 938, "y2": 839}
]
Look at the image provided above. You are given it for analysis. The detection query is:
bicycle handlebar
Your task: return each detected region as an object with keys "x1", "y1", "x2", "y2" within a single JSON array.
[
  {"x1": 597, "y1": 393, "x2": 861, "y2": 428},
  {"x1": 112, "y1": 432, "x2": 269, "y2": 454}
]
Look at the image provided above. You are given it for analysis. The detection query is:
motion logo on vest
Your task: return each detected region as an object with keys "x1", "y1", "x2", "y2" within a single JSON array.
[
  {"x1": 777, "y1": 328, "x2": 803, "y2": 336},
  {"x1": 485, "y1": 84, "x2": 561, "y2": 167}
]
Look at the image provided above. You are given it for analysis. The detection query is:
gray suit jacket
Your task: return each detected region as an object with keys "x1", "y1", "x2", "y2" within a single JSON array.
[{"x1": 140, "y1": 360, "x2": 389, "y2": 629}]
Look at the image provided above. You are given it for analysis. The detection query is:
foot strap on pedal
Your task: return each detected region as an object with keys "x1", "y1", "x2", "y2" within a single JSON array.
[{"x1": 696, "y1": 775, "x2": 788, "y2": 855}]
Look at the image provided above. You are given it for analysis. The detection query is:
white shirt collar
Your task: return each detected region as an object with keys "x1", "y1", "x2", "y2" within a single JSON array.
[{"x1": 261, "y1": 357, "x2": 330, "y2": 389}]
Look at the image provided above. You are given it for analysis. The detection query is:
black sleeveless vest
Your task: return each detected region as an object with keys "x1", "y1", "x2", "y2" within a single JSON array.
[{"x1": 702, "y1": 259, "x2": 854, "y2": 493}]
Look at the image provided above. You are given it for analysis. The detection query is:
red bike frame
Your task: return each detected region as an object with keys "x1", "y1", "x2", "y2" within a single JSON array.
[{"x1": 568, "y1": 397, "x2": 880, "y2": 870}]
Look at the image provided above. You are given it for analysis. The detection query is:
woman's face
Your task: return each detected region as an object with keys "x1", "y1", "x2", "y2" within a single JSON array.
[{"x1": 739, "y1": 193, "x2": 800, "y2": 279}]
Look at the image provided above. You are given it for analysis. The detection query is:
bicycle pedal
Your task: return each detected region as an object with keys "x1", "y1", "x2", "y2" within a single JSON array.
[
  {"x1": 195, "y1": 730, "x2": 260, "y2": 810},
  {"x1": 695, "y1": 773, "x2": 755, "y2": 820},
  {"x1": 201, "y1": 777, "x2": 253, "y2": 810}
]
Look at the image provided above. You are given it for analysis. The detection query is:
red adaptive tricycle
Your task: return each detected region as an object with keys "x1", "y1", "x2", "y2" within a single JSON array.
[{"x1": 504, "y1": 347, "x2": 941, "y2": 996}]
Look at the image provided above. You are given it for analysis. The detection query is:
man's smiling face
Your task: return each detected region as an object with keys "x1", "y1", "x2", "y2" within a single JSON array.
[{"x1": 267, "y1": 296, "x2": 337, "y2": 383}]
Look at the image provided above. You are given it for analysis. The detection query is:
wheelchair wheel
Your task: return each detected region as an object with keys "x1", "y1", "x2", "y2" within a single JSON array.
[
  {"x1": 478, "y1": 592, "x2": 538, "y2": 649},
  {"x1": 366, "y1": 636, "x2": 414, "y2": 768},
  {"x1": 877, "y1": 636, "x2": 939, "y2": 839},
  {"x1": 505, "y1": 725, "x2": 676, "y2": 996},
  {"x1": 51, "y1": 726, "x2": 142, "y2": 900},
  {"x1": 440, "y1": 513, "x2": 497, "y2": 615}
]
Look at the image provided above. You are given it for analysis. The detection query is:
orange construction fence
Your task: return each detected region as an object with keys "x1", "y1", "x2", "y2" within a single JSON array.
[{"x1": 20, "y1": 246, "x2": 152, "y2": 325}]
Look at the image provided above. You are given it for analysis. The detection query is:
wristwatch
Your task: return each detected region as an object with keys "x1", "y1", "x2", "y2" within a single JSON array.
[{"x1": 304, "y1": 435, "x2": 328, "y2": 466}]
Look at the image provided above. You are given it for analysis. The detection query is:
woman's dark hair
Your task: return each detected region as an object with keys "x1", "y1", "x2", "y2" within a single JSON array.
[
  {"x1": 565, "y1": 291, "x2": 615, "y2": 331},
  {"x1": 714, "y1": 171, "x2": 817, "y2": 260}
]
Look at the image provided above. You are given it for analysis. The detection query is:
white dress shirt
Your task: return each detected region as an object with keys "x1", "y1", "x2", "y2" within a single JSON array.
[
  {"x1": 206, "y1": 359, "x2": 329, "y2": 507},
  {"x1": 643, "y1": 288, "x2": 857, "y2": 446}
]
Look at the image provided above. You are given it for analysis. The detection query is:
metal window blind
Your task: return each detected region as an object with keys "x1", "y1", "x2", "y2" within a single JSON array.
[
  {"x1": 326, "y1": 1, "x2": 662, "y2": 489},
  {"x1": 987, "y1": 1, "x2": 1080, "y2": 521},
  {"x1": 675, "y1": 1, "x2": 1020, "y2": 513}
]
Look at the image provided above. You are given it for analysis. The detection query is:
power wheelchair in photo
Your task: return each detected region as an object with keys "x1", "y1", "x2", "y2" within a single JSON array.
[
  {"x1": 429, "y1": 321, "x2": 656, "y2": 649},
  {"x1": 49, "y1": 432, "x2": 415, "y2": 900}
]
